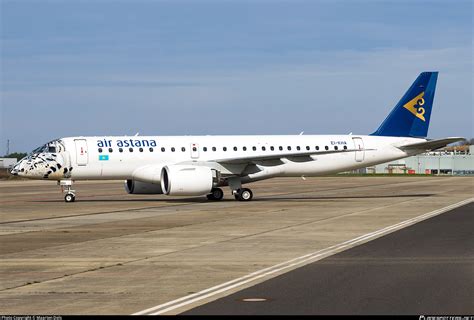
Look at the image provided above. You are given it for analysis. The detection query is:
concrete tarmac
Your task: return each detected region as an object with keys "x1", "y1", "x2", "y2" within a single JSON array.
[
  {"x1": 0, "y1": 176, "x2": 472, "y2": 314},
  {"x1": 186, "y1": 202, "x2": 474, "y2": 315}
]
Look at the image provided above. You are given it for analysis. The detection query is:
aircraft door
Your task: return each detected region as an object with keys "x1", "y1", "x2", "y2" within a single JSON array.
[
  {"x1": 190, "y1": 143, "x2": 200, "y2": 159},
  {"x1": 74, "y1": 139, "x2": 88, "y2": 166},
  {"x1": 352, "y1": 137, "x2": 364, "y2": 162}
]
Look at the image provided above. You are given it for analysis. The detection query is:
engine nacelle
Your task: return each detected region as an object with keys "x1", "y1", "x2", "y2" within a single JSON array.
[
  {"x1": 132, "y1": 164, "x2": 163, "y2": 184},
  {"x1": 125, "y1": 180, "x2": 163, "y2": 194},
  {"x1": 161, "y1": 165, "x2": 213, "y2": 196}
]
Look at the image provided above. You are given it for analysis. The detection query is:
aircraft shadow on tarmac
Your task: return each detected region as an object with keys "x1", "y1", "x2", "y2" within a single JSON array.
[
  {"x1": 33, "y1": 197, "x2": 207, "y2": 203},
  {"x1": 252, "y1": 193, "x2": 435, "y2": 202},
  {"x1": 33, "y1": 193, "x2": 435, "y2": 203}
]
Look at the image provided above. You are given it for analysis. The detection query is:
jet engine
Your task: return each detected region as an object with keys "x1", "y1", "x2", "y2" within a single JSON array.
[
  {"x1": 125, "y1": 180, "x2": 163, "y2": 194},
  {"x1": 161, "y1": 165, "x2": 214, "y2": 196}
]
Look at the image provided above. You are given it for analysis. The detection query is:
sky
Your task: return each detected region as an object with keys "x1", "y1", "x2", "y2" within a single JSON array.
[{"x1": 0, "y1": 0, "x2": 472, "y2": 155}]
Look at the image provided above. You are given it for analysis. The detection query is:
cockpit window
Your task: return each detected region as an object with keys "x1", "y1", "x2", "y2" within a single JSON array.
[
  {"x1": 30, "y1": 139, "x2": 64, "y2": 155},
  {"x1": 31, "y1": 146, "x2": 45, "y2": 154}
]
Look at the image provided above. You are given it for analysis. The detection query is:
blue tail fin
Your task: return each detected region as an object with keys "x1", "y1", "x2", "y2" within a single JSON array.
[{"x1": 371, "y1": 72, "x2": 438, "y2": 138}]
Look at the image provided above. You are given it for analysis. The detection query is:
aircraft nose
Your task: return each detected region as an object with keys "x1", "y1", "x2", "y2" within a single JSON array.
[
  {"x1": 10, "y1": 161, "x2": 25, "y2": 176},
  {"x1": 10, "y1": 164, "x2": 20, "y2": 176}
]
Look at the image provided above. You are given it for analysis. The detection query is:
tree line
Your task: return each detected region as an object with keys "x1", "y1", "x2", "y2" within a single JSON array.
[{"x1": 2, "y1": 152, "x2": 27, "y2": 159}]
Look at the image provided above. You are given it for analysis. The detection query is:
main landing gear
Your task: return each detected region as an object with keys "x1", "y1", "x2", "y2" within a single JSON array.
[
  {"x1": 228, "y1": 177, "x2": 253, "y2": 201},
  {"x1": 207, "y1": 188, "x2": 224, "y2": 201},
  {"x1": 228, "y1": 177, "x2": 252, "y2": 201},
  {"x1": 59, "y1": 180, "x2": 76, "y2": 203},
  {"x1": 206, "y1": 187, "x2": 254, "y2": 201},
  {"x1": 234, "y1": 188, "x2": 253, "y2": 201},
  {"x1": 206, "y1": 177, "x2": 254, "y2": 202}
]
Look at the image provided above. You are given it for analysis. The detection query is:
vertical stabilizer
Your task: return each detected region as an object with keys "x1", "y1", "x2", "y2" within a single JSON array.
[{"x1": 371, "y1": 72, "x2": 438, "y2": 138}]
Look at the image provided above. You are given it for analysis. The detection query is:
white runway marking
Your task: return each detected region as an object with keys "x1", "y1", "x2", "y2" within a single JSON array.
[{"x1": 133, "y1": 198, "x2": 473, "y2": 315}]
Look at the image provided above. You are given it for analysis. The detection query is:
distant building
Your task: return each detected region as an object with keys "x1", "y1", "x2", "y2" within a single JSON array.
[
  {"x1": 0, "y1": 158, "x2": 18, "y2": 169},
  {"x1": 367, "y1": 145, "x2": 474, "y2": 175}
]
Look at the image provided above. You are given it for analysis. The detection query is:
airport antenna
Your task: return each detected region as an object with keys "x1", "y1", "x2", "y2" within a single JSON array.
[{"x1": 6, "y1": 139, "x2": 10, "y2": 155}]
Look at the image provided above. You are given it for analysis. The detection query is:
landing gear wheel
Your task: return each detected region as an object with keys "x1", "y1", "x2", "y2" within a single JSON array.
[
  {"x1": 64, "y1": 193, "x2": 75, "y2": 203},
  {"x1": 235, "y1": 188, "x2": 253, "y2": 201},
  {"x1": 60, "y1": 180, "x2": 76, "y2": 203},
  {"x1": 207, "y1": 188, "x2": 224, "y2": 201}
]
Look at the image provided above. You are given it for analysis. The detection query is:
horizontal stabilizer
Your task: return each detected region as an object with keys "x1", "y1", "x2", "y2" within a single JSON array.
[{"x1": 398, "y1": 137, "x2": 466, "y2": 152}]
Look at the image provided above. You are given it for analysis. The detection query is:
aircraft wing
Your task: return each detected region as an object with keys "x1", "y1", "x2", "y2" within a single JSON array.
[
  {"x1": 213, "y1": 148, "x2": 374, "y2": 164},
  {"x1": 397, "y1": 137, "x2": 465, "y2": 152}
]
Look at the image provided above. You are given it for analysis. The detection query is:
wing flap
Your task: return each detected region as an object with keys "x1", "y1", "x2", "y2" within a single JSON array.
[{"x1": 214, "y1": 148, "x2": 374, "y2": 164}]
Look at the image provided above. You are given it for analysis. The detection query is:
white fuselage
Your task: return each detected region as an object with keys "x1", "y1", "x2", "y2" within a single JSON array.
[{"x1": 19, "y1": 134, "x2": 422, "y2": 183}]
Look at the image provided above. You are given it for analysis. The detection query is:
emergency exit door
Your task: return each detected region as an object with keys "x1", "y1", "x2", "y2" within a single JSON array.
[{"x1": 75, "y1": 139, "x2": 88, "y2": 165}]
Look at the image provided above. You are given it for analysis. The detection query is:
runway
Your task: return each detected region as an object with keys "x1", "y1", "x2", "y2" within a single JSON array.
[{"x1": 0, "y1": 176, "x2": 472, "y2": 314}]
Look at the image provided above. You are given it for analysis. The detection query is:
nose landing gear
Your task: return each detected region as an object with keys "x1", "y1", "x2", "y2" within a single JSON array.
[
  {"x1": 64, "y1": 193, "x2": 76, "y2": 203},
  {"x1": 59, "y1": 180, "x2": 76, "y2": 203}
]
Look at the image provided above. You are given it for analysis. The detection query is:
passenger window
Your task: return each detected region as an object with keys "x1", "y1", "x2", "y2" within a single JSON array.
[
  {"x1": 325, "y1": 146, "x2": 329, "y2": 150},
  {"x1": 334, "y1": 146, "x2": 338, "y2": 150},
  {"x1": 243, "y1": 146, "x2": 247, "y2": 151},
  {"x1": 279, "y1": 146, "x2": 283, "y2": 151},
  {"x1": 270, "y1": 146, "x2": 274, "y2": 151},
  {"x1": 287, "y1": 146, "x2": 291, "y2": 151},
  {"x1": 181, "y1": 147, "x2": 186, "y2": 152},
  {"x1": 344, "y1": 146, "x2": 348, "y2": 150},
  {"x1": 139, "y1": 147, "x2": 143, "y2": 152},
  {"x1": 296, "y1": 146, "x2": 301, "y2": 151},
  {"x1": 171, "y1": 147, "x2": 175, "y2": 152},
  {"x1": 262, "y1": 146, "x2": 266, "y2": 151},
  {"x1": 316, "y1": 146, "x2": 320, "y2": 150},
  {"x1": 109, "y1": 148, "x2": 113, "y2": 153},
  {"x1": 149, "y1": 147, "x2": 154, "y2": 152},
  {"x1": 203, "y1": 147, "x2": 207, "y2": 152},
  {"x1": 129, "y1": 148, "x2": 134, "y2": 152},
  {"x1": 212, "y1": 147, "x2": 216, "y2": 151},
  {"x1": 223, "y1": 147, "x2": 227, "y2": 151},
  {"x1": 252, "y1": 146, "x2": 256, "y2": 151},
  {"x1": 119, "y1": 148, "x2": 123, "y2": 153},
  {"x1": 306, "y1": 146, "x2": 310, "y2": 151},
  {"x1": 98, "y1": 148, "x2": 103, "y2": 153},
  {"x1": 161, "y1": 147, "x2": 165, "y2": 152},
  {"x1": 233, "y1": 146, "x2": 237, "y2": 151}
]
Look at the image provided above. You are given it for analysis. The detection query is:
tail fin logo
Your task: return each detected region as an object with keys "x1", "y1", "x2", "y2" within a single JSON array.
[{"x1": 403, "y1": 92, "x2": 426, "y2": 121}]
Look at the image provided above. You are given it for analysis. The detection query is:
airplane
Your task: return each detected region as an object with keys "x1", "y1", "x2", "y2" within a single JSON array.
[{"x1": 10, "y1": 72, "x2": 464, "y2": 203}]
